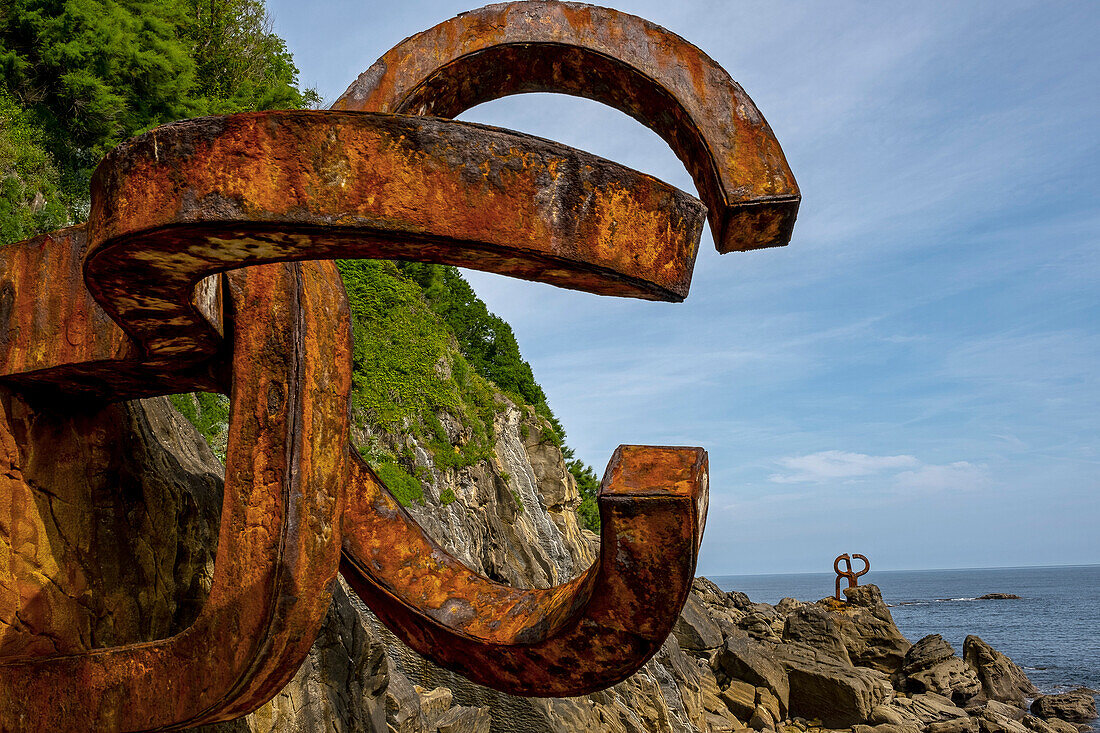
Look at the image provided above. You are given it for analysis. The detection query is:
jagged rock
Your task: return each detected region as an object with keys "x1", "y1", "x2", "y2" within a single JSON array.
[
  {"x1": 717, "y1": 636, "x2": 791, "y2": 717},
  {"x1": 902, "y1": 635, "x2": 981, "y2": 704},
  {"x1": 927, "y1": 718, "x2": 981, "y2": 733},
  {"x1": 853, "y1": 724, "x2": 921, "y2": 733},
  {"x1": 977, "y1": 594, "x2": 1021, "y2": 600},
  {"x1": 435, "y1": 705, "x2": 491, "y2": 733},
  {"x1": 694, "y1": 577, "x2": 732, "y2": 606},
  {"x1": 758, "y1": 687, "x2": 783, "y2": 724},
  {"x1": 1040, "y1": 718, "x2": 1082, "y2": 733},
  {"x1": 968, "y1": 700, "x2": 1027, "y2": 721},
  {"x1": 728, "y1": 591, "x2": 754, "y2": 611},
  {"x1": 675, "y1": 593, "x2": 725, "y2": 651},
  {"x1": 889, "y1": 692, "x2": 970, "y2": 725},
  {"x1": 1030, "y1": 691, "x2": 1098, "y2": 723},
  {"x1": 783, "y1": 606, "x2": 853, "y2": 665},
  {"x1": 417, "y1": 686, "x2": 454, "y2": 728},
  {"x1": 770, "y1": 642, "x2": 893, "y2": 727},
  {"x1": 1020, "y1": 714, "x2": 1060, "y2": 733},
  {"x1": 805, "y1": 585, "x2": 911, "y2": 674},
  {"x1": 749, "y1": 704, "x2": 774, "y2": 731},
  {"x1": 721, "y1": 680, "x2": 759, "y2": 720},
  {"x1": 964, "y1": 636, "x2": 1039, "y2": 705},
  {"x1": 978, "y1": 707, "x2": 1032, "y2": 733}
]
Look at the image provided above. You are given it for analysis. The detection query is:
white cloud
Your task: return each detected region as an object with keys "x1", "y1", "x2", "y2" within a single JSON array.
[
  {"x1": 893, "y1": 462, "x2": 989, "y2": 494},
  {"x1": 769, "y1": 450, "x2": 990, "y2": 496},
  {"x1": 769, "y1": 450, "x2": 918, "y2": 483}
]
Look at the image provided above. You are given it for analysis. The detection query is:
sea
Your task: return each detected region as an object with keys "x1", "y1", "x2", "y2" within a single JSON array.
[{"x1": 711, "y1": 564, "x2": 1100, "y2": 714}]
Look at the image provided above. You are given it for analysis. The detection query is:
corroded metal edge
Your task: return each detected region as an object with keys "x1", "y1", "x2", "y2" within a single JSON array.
[
  {"x1": 334, "y1": 0, "x2": 801, "y2": 253},
  {"x1": 0, "y1": 261, "x2": 350, "y2": 731},
  {"x1": 340, "y1": 445, "x2": 708, "y2": 696}
]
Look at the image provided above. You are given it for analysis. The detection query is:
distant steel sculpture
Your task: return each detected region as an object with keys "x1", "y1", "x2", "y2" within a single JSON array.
[
  {"x1": 835, "y1": 553, "x2": 871, "y2": 600},
  {"x1": 0, "y1": 2, "x2": 798, "y2": 729}
]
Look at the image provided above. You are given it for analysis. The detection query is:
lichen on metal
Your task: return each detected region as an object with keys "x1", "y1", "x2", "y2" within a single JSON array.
[{"x1": 0, "y1": 1, "x2": 798, "y2": 729}]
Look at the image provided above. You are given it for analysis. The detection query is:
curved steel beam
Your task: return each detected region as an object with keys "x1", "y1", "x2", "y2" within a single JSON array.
[
  {"x1": 340, "y1": 445, "x2": 707, "y2": 696},
  {"x1": 333, "y1": 0, "x2": 800, "y2": 254},
  {"x1": 81, "y1": 109, "x2": 714, "y2": 696},
  {"x1": 85, "y1": 110, "x2": 706, "y2": 372},
  {"x1": 0, "y1": 260, "x2": 350, "y2": 730}
]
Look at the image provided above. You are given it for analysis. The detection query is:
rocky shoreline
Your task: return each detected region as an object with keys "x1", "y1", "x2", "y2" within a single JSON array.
[
  {"x1": 16, "y1": 395, "x2": 1091, "y2": 732},
  {"x1": 668, "y1": 579, "x2": 1097, "y2": 733}
]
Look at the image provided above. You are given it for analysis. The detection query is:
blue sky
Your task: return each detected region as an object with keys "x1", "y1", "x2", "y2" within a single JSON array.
[{"x1": 265, "y1": 1, "x2": 1099, "y2": 575}]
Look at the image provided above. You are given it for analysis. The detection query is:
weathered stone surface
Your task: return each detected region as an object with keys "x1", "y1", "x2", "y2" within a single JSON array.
[
  {"x1": 1020, "y1": 714, "x2": 1059, "y2": 733},
  {"x1": 813, "y1": 585, "x2": 912, "y2": 674},
  {"x1": 1040, "y1": 718, "x2": 1082, "y2": 733},
  {"x1": 721, "y1": 680, "x2": 759, "y2": 721},
  {"x1": 928, "y1": 717, "x2": 981, "y2": 733},
  {"x1": 903, "y1": 635, "x2": 982, "y2": 704},
  {"x1": 783, "y1": 606, "x2": 853, "y2": 665},
  {"x1": 853, "y1": 724, "x2": 921, "y2": 733},
  {"x1": 1030, "y1": 691, "x2": 1098, "y2": 723},
  {"x1": 977, "y1": 708, "x2": 1032, "y2": 733},
  {"x1": 717, "y1": 636, "x2": 791, "y2": 716},
  {"x1": 771, "y1": 642, "x2": 892, "y2": 727},
  {"x1": 675, "y1": 593, "x2": 726, "y2": 651},
  {"x1": 964, "y1": 636, "x2": 1039, "y2": 705},
  {"x1": 749, "y1": 704, "x2": 774, "y2": 731},
  {"x1": 889, "y1": 692, "x2": 971, "y2": 725}
]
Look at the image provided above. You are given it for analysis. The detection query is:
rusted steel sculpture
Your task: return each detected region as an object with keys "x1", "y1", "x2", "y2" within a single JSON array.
[
  {"x1": 0, "y1": 2, "x2": 798, "y2": 729},
  {"x1": 835, "y1": 553, "x2": 871, "y2": 600}
]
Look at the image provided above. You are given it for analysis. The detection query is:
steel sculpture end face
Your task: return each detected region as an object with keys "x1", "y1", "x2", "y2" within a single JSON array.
[
  {"x1": 0, "y1": 1, "x2": 801, "y2": 727},
  {"x1": 834, "y1": 553, "x2": 871, "y2": 601}
]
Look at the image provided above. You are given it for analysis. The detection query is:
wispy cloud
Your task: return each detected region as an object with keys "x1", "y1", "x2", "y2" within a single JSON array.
[
  {"x1": 893, "y1": 461, "x2": 989, "y2": 494},
  {"x1": 769, "y1": 450, "x2": 918, "y2": 483},
  {"x1": 769, "y1": 450, "x2": 989, "y2": 496}
]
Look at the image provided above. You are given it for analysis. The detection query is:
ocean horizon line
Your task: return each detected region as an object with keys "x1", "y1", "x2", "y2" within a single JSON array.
[{"x1": 708, "y1": 562, "x2": 1100, "y2": 578}]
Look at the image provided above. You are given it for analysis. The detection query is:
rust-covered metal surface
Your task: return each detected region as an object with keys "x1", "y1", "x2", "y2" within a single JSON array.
[
  {"x1": 341, "y1": 446, "x2": 707, "y2": 695},
  {"x1": 0, "y1": 261, "x2": 351, "y2": 730},
  {"x1": 334, "y1": 0, "x2": 800, "y2": 254},
  {"x1": 84, "y1": 111, "x2": 706, "y2": 366},
  {"x1": 0, "y1": 225, "x2": 224, "y2": 401},
  {"x1": 0, "y1": 1, "x2": 801, "y2": 727},
  {"x1": 834, "y1": 553, "x2": 870, "y2": 601}
]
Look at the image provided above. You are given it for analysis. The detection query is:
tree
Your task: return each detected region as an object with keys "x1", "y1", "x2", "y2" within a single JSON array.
[
  {"x1": 0, "y1": 91, "x2": 67, "y2": 243},
  {"x1": 180, "y1": 0, "x2": 320, "y2": 113},
  {"x1": 0, "y1": 0, "x2": 318, "y2": 226}
]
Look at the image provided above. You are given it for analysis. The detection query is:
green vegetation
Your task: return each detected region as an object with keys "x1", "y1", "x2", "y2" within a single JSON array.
[
  {"x1": 167, "y1": 392, "x2": 230, "y2": 460},
  {"x1": 439, "y1": 488, "x2": 456, "y2": 506},
  {"x1": 0, "y1": 92, "x2": 67, "y2": 242},
  {"x1": 337, "y1": 258, "x2": 500, "y2": 471},
  {"x1": 1, "y1": 0, "x2": 602, "y2": 532},
  {"x1": 374, "y1": 460, "x2": 424, "y2": 508},
  {"x1": 0, "y1": 0, "x2": 318, "y2": 227},
  {"x1": 397, "y1": 263, "x2": 600, "y2": 530}
]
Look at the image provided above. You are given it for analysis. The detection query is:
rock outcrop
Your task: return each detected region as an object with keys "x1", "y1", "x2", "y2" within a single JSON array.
[
  {"x1": 1031, "y1": 691, "x2": 1098, "y2": 724},
  {"x1": 901, "y1": 635, "x2": 982, "y2": 704},
  {"x1": 964, "y1": 636, "x2": 1040, "y2": 706}
]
